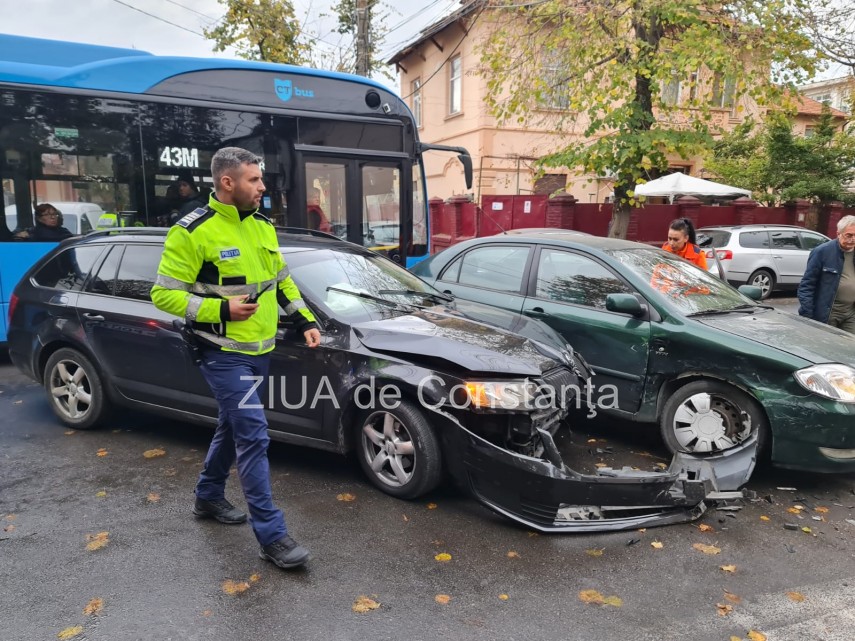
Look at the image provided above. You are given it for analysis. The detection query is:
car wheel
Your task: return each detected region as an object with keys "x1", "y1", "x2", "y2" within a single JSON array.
[
  {"x1": 660, "y1": 380, "x2": 768, "y2": 456},
  {"x1": 44, "y1": 348, "x2": 110, "y2": 430},
  {"x1": 357, "y1": 399, "x2": 442, "y2": 499},
  {"x1": 747, "y1": 269, "x2": 775, "y2": 299}
]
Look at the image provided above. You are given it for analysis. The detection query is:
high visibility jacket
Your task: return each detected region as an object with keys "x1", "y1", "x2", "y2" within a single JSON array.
[
  {"x1": 151, "y1": 195, "x2": 316, "y2": 356},
  {"x1": 661, "y1": 242, "x2": 708, "y2": 270},
  {"x1": 97, "y1": 212, "x2": 122, "y2": 229}
]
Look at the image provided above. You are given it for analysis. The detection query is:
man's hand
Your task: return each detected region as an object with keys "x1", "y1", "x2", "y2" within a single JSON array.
[
  {"x1": 228, "y1": 296, "x2": 258, "y2": 321},
  {"x1": 304, "y1": 328, "x2": 321, "y2": 348}
]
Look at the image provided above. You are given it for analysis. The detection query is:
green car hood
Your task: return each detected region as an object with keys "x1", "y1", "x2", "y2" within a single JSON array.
[{"x1": 695, "y1": 309, "x2": 855, "y2": 365}]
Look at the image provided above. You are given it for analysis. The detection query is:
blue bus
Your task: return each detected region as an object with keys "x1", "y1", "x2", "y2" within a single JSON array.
[{"x1": 0, "y1": 33, "x2": 472, "y2": 343}]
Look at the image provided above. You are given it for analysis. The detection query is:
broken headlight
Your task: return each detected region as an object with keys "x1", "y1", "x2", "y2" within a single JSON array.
[
  {"x1": 795, "y1": 364, "x2": 855, "y2": 403},
  {"x1": 463, "y1": 380, "x2": 538, "y2": 410}
]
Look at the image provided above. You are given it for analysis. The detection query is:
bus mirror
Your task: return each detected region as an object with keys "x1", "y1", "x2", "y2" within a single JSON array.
[{"x1": 458, "y1": 152, "x2": 473, "y2": 190}]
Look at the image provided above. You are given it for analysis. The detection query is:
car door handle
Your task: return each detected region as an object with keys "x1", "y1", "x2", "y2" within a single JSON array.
[
  {"x1": 524, "y1": 308, "x2": 548, "y2": 319},
  {"x1": 82, "y1": 313, "x2": 105, "y2": 321}
]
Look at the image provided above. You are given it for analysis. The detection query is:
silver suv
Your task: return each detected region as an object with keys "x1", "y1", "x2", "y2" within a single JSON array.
[{"x1": 697, "y1": 224, "x2": 830, "y2": 299}]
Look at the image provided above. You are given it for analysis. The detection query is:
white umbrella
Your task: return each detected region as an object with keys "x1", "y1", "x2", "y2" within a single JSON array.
[{"x1": 634, "y1": 173, "x2": 751, "y2": 202}]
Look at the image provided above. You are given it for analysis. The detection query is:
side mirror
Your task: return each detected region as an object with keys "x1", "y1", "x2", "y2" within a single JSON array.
[
  {"x1": 738, "y1": 285, "x2": 762, "y2": 301},
  {"x1": 605, "y1": 293, "x2": 645, "y2": 317}
]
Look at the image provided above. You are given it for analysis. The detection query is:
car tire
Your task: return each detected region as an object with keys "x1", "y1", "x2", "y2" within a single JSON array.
[
  {"x1": 356, "y1": 398, "x2": 442, "y2": 499},
  {"x1": 747, "y1": 269, "x2": 775, "y2": 300},
  {"x1": 44, "y1": 348, "x2": 110, "y2": 430},
  {"x1": 660, "y1": 380, "x2": 768, "y2": 457}
]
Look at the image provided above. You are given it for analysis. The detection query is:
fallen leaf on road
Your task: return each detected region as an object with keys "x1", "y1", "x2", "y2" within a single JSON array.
[
  {"x1": 427, "y1": 503, "x2": 437, "y2": 509},
  {"x1": 64, "y1": 431, "x2": 75, "y2": 436},
  {"x1": 95, "y1": 491, "x2": 107, "y2": 498},
  {"x1": 578, "y1": 590, "x2": 622, "y2": 607},
  {"x1": 651, "y1": 541, "x2": 664, "y2": 549},
  {"x1": 221, "y1": 580, "x2": 250, "y2": 595},
  {"x1": 655, "y1": 463, "x2": 668, "y2": 470},
  {"x1": 83, "y1": 598, "x2": 103, "y2": 616},
  {"x1": 402, "y1": 514, "x2": 409, "y2": 522},
  {"x1": 720, "y1": 565, "x2": 737, "y2": 573},
  {"x1": 146, "y1": 493, "x2": 160, "y2": 503},
  {"x1": 143, "y1": 448, "x2": 166, "y2": 459},
  {"x1": 249, "y1": 574, "x2": 260, "y2": 582},
  {"x1": 786, "y1": 591, "x2": 805, "y2": 602},
  {"x1": 698, "y1": 524, "x2": 714, "y2": 532},
  {"x1": 96, "y1": 448, "x2": 108, "y2": 457},
  {"x1": 85, "y1": 532, "x2": 109, "y2": 551},
  {"x1": 801, "y1": 527, "x2": 812, "y2": 534},
  {"x1": 731, "y1": 637, "x2": 742, "y2": 641},
  {"x1": 528, "y1": 531, "x2": 539, "y2": 537},
  {"x1": 586, "y1": 548, "x2": 604, "y2": 557},
  {"x1": 336, "y1": 493, "x2": 356, "y2": 502},
  {"x1": 57, "y1": 626, "x2": 83, "y2": 639},
  {"x1": 787, "y1": 507, "x2": 802, "y2": 514},
  {"x1": 5, "y1": 515, "x2": 16, "y2": 521},
  {"x1": 435, "y1": 594, "x2": 451, "y2": 605},
  {"x1": 4, "y1": 525, "x2": 15, "y2": 533},
  {"x1": 724, "y1": 591, "x2": 741, "y2": 604},
  {"x1": 499, "y1": 594, "x2": 509, "y2": 601},
  {"x1": 638, "y1": 528, "x2": 647, "y2": 533},
  {"x1": 716, "y1": 603, "x2": 733, "y2": 616},
  {"x1": 747, "y1": 631, "x2": 767, "y2": 641},
  {"x1": 814, "y1": 507, "x2": 829, "y2": 514},
  {"x1": 435, "y1": 553, "x2": 452, "y2": 562},
  {"x1": 594, "y1": 463, "x2": 607, "y2": 468},
  {"x1": 163, "y1": 468, "x2": 177, "y2": 477},
  {"x1": 693, "y1": 543, "x2": 721, "y2": 555},
  {"x1": 507, "y1": 551, "x2": 520, "y2": 558},
  {"x1": 760, "y1": 516, "x2": 770, "y2": 521},
  {"x1": 352, "y1": 595, "x2": 380, "y2": 613},
  {"x1": 202, "y1": 610, "x2": 212, "y2": 617}
]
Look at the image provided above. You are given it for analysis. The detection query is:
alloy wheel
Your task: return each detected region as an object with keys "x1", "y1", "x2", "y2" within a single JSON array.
[{"x1": 361, "y1": 411, "x2": 416, "y2": 489}]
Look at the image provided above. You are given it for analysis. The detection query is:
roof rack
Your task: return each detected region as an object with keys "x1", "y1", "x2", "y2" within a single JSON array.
[
  {"x1": 274, "y1": 226, "x2": 341, "y2": 241},
  {"x1": 84, "y1": 227, "x2": 169, "y2": 238}
]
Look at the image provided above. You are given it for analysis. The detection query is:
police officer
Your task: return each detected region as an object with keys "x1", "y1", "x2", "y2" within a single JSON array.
[{"x1": 151, "y1": 146, "x2": 321, "y2": 570}]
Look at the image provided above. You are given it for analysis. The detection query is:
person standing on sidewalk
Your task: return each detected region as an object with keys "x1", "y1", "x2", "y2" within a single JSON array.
[
  {"x1": 151, "y1": 146, "x2": 322, "y2": 570},
  {"x1": 798, "y1": 215, "x2": 855, "y2": 334}
]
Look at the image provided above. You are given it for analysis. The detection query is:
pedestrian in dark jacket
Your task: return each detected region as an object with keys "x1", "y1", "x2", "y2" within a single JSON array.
[
  {"x1": 14, "y1": 203, "x2": 73, "y2": 241},
  {"x1": 797, "y1": 215, "x2": 855, "y2": 333}
]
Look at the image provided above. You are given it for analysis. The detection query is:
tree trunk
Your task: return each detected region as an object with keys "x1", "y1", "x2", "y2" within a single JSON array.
[{"x1": 608, "y1": 196, "x2": 631, "y2": 239}]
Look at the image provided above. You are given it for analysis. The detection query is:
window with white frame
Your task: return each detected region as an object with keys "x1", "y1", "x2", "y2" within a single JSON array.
[
  {"x1": 411, "y1": 78, "x2": 422, "y2": 128},
  {"x1": 661, "y1": 73, "x2": 681, "y2": 106},
  {"x1": 710, "y1": 73, "x2": 736, "y2": 109},
  {"x1": 449, "y1": 56, "x2": 462, "y2": 115},
  {"x1": 539, "y1": 50, "x2": 569, "y2": 109}
]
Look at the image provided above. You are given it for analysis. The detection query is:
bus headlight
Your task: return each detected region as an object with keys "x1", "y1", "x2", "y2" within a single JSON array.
[{"x1": 794, "y1": 364, "x2": 855, "y2": 403}]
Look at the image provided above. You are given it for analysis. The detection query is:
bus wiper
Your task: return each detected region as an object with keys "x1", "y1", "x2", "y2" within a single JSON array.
[
  {"x1": 687, "y1": 304, "x2": 758, "y2": 317},
  {"x1": 326, "y1": 287, "x2": 413, "y2": 312},
  {"x1": 378, "y1": 289, "x2": 454, "y2": 304}
]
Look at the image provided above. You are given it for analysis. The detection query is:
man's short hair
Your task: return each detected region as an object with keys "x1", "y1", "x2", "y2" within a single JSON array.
[
  {"x1": 211, "y1": 147, "x2": 261, "y2": 187},
  {"x1": 837, "y1": 215, "x2": 855, "y2": 234}
]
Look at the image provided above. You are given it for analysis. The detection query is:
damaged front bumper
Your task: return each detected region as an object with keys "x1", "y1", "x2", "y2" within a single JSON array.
[{"x1": 440, "y1": 416, "x2": 757, "y2": 532}]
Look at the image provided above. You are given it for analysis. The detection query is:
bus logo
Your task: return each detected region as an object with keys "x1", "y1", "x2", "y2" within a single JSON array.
[{"x1": 274, "y1": 78, "x2": 314, "y2": 102}]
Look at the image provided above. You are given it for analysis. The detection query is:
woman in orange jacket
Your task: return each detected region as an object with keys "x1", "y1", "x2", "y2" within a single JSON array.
[{"x1": 662, "y1": 217, "x2": 708, "y2": 269}]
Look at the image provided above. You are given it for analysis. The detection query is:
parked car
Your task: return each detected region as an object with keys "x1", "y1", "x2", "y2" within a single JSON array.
[
  {"x1": 697, "y1": 224, "x2": 830, "y2": 299},
  {"x1": 411, "y1": 230, "x2": 855, "y2": 474},
  {"x1": 4, "y1": 202, "x2": 103, "y2": 236},
  {"x1": 6, "y1": 229, "x2": 754, "y2": 532}
]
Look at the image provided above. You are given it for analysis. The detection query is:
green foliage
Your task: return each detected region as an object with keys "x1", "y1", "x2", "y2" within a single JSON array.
[
  {"x1": 706, "y1": 107, "x2": 855, "y2": 205},
  {"x1": 479, "y1": 0, "x2": 821, "y2": 236},
  {"x1": 204, "y1": 0, "x2": 310, "y2": 65}
]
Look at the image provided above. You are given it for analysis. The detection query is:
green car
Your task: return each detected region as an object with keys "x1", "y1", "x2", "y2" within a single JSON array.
[{"x1": 411, "y1": 230, "x2": 855, "y2": 473}]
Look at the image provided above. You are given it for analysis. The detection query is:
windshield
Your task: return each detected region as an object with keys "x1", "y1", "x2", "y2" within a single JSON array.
[
  {"x1": 606, "y1": 247, "x2": 755, "y2": 315},
  {"x1": 283, "y1": 247, "x2": 441, "y2": 322}
]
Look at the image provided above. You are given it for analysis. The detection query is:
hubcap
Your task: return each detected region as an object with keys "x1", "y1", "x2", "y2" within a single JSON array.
[
  {"x1": 671, "y1": 392, "x2": 752, "y2": 453},
  {"x1": 361, "y1": 412, "x2": 416, "y2": 488},
  {"x1": 49, "y1": 360, "x2": 93, "y2": 420}
]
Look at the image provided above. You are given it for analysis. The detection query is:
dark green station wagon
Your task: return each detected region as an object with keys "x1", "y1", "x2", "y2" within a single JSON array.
[{"x1": 412, "y1": 230, "x2": 855, "y2": 473}]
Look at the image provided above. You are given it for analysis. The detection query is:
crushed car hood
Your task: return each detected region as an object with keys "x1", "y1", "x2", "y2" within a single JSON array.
[
  {"x1": 352, "y1": 305, "x2": 562, "y2": 376},
  {"x1": 696, "y1": 308, "x2": 855, "y2": 365}
]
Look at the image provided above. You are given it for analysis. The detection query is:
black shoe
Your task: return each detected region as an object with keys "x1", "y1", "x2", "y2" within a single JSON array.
[
  {"x1": 259, "y1": 535, "x2": 311, "y2": 569},
  {"x1": 192, "y1": 497, "x2": 247, "y2": 524}
]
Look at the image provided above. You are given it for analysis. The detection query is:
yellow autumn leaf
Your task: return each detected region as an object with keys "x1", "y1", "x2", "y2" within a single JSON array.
[
  {"x1": 602, "y1": 596, "x2": 623, "y2": 607},
  {"x1": 222, "y1": 580, "x2": 251, "y2": 595},
  {"x1": 747, "y1": 631, "x2": 767, "y2": 641},
  {"x1": 760, "y1": 515, "x2": 770, "y2": 521},
  {"x1": 402, "y1": 514, "x2": 409, "y2": 522},
  {"x1": 352, "y1": 595, "x2": 380, "y2": 613},
  {"x1": 579, "y1": 590, "x2": 605, "y2": 605},
  {"x1": 801, "y1": 527, "x2": 812, "y2": 534},
  {"x1": 655, "y1": 462, "x2": 668, "y2": 469},
  {"x1": 637, "y1": 528, "x2": 647, "y2": 533},
  {"x1": 499, "y1": 594, "x2": 509, "y2": 601},
  {"x1": 435, "y1": 594, "x2": 451, "y2": 604},
  {"x1": 527, "y1": 531, "x2": 538, "y2": 537},
  {"x1": 507, "y1": 551, "x2": 520, "y2": 558},
  {"x1": 96, "y1": 448, "x2": 108, "y2": 457},
  {"x1": 786, "y1": 591, "x2": 805, "y2": 602},
  {"x1": 595, "y1": 462, "x2": 608, "y2": 468},
  {"x1": 716, "y1": 603, "x2": 733, "y2": 616},
  {"x1": 724, "y1": 591, "x2": 741, "y2": 604},
  {"x1": 693, "y1": 543, "x2": 721, "y2": 555},
  {"x1": 83, "y1": 598, "x2": 104, "y2": 616},
  {"x1": 814, "y1": 507, "x2": 829, "y2": 514},
  {"x1": 787, "y1": 507, "x2": 802, "y2": 514},
  {"x1": 426, "y1": 503, "x2": 438, "y2": 510},
  {"x1": 85, "y1": 532, "x2": 110, "y2": 551},
  {"x1": 249, "y1": 574, "x2": 260, "y2": 583},
  {"x1": 586, "y1": 548, "x2": 604, "y2": 557},
  {"x1": 336, "y1": 493, "x2": 356, "y2": 502},
  {"x1": 651, "y1": 541, "x2": 664, "y2": 549},
  {"x1": 146, "y1": 493, "x2": 160, "y2": 503},
  {"x1": 143, "y1": 448, "x2": 166, "y2": 459},
  {"x1": 95, "y1": 491, "x2": 107, "y2": 498},
  {"x1": 57, "y1": 626, "x2": 84, "y2": 639},
  {"x1": 720, "y1": 565, "x2": 737, "y2": 573},
  {"x1": 434, "y1": 553, "x2": 452, "y2": 562},
  {"x1": 731, "y1": 638, "x2": 742, "y2": 641},
  {"x1": 698, "y1": 524, "x2": 714, "y2": 532}
]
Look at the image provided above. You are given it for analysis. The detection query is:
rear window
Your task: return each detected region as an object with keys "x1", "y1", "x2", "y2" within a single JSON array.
[
  {"x1": 33, "y1": 245, "x2": 103, "y2": 290},
  {"x1": 738, "y1": 231, "x2": 770, "y2": 248},
  {"x1": 697, "y1": 230, "x2": 731, "y2": 248}
]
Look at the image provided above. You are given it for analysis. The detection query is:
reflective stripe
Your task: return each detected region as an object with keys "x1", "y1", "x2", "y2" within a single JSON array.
[
  {"x1": 190, "y1": 278, "x2": 277, "y2": 297},
  {"x1": 155, "y1": 274, "x2": 192, "y2": 291},
  {"x1": 185, "y1": 295, "x2": 204, "y2": 321},
  {"x1": 276, "y1": 266, "x2": 290, "y2": 281},
  {"x1": 284, "y1": 299, "x2": 307, "y2": 315},
  {"x1": 194, "y1": 330, "x2": 275, "y2": 353}
]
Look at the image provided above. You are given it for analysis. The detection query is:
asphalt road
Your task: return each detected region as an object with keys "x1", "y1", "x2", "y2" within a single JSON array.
[{"x1": 2, "y1": 300, "x2": 854, "y2": 641}]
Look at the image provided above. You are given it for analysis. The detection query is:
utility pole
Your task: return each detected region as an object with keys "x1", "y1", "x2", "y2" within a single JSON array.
[{"x1": 355, "y1": 0, "x2": 370, "y2": 77}]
